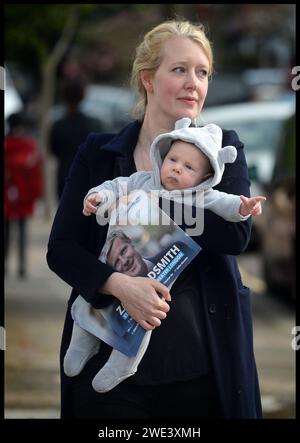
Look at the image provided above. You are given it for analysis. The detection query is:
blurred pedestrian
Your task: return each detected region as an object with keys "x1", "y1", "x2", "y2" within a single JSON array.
[
  {"x1": 5, "y1": 112, "x2": 43, "y2": 278},
  {"x1": 49, "y1": 78, "x2": 104, "y2": 200}
]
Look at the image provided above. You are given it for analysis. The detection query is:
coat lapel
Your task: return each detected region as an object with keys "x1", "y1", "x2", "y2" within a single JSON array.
[{"x1": 100, "y1": 120, "x2": 141, "y2": 178}]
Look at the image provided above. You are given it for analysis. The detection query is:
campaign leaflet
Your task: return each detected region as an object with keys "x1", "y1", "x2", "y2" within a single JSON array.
[{"x1": 92, "y1": 190, "x2": 201, "y2": 357}]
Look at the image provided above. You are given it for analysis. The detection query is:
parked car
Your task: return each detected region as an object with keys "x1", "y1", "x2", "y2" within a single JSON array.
[
  {"x1": 257, "y1": 115, "x2": 295, "y2": 300},
  {"x1": 4, "y1": 67, "x2": 24, "y2": 121},
  {"x1": 241, "y1": 68, "x2": 291, "y2": 101},
  {"x1": 205, "y1": 71, "x2": 251, "y2": 107},
  {"x1": 204, "y1": 68, "x2": 291, "y2": 107},
  {"x1": 199, "y1": 99, "x2": 296, "y2": 250},
  {"x1": 49, "y1": 84, "x2": 136, "y2": 133}
]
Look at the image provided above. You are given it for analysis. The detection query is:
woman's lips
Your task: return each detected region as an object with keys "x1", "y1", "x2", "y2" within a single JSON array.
[{"x1": 178, "y1": 97, "x2": 197, "y2": 105}]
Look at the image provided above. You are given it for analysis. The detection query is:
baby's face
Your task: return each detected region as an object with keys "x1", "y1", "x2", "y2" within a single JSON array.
[{"x1": 160, "y1": 140, "x2": 212, "y2": 190}]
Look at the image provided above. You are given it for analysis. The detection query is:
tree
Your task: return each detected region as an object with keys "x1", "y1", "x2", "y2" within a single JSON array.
[{"x1": 5, "y1": 4, "x2": 131, "y2": 217}]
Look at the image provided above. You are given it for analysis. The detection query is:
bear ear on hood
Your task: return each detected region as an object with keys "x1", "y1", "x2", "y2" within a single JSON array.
[
  {"x1": 204, "y1": 123, "x2": 223, "y2": 144},
  {"x1": 175, "y1": 117, "x2": 192, "y2": 130},
  {"x1": 218, "y1": 145, "x2": 237, "y2": 164}
]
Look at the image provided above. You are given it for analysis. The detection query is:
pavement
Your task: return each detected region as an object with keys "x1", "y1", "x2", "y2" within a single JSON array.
[
  {"x1": 4, "y1": 213, "x2": 296, "y2": 419},
  {"x1": 5, "y1": 213, "x2": 66, "y2": 419}
]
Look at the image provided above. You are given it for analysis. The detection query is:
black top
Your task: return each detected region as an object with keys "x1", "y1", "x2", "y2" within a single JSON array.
[{"x1": 134, "y1": 264, "x2": 212, "y2": 384}]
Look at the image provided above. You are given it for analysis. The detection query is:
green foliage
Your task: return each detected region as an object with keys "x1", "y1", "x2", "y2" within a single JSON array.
[
  {"x1": 4, "y1": 4, "x2": 143, "y2": 79},
  {"x1": 5, "y1": 5, "x2": 71, "y2": 63},
  {"x1": 4, "y1": 5, "x2": 139, "y2": 62},
  {"x1": 4, "y1": 5, "x2": 126, "y2": 65}
]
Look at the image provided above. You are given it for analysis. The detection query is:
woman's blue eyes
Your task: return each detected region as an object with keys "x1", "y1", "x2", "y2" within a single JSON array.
[
  {"x1": 199, "y1": 70, "x2": 208, "y2": 77},
  {"x1": 173, "y1": 67, "x2": 185, "y2": 73},
  {"x1": 173, "y1": 67, "x2": 208, "y2": 77}
]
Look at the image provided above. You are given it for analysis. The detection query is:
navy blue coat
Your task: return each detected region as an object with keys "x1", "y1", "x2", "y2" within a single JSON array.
[{"x1": 47, "y1": 120, "x2": 262, "y2": 418}]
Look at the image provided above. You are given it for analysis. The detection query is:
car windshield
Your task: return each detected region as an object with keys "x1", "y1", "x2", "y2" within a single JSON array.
[
  {"x1": 233, "y1": 120, "x2": 284, "y2": 154},
  {"x1": 80, "y1": 85, "x2": 135, "y2": 131}
]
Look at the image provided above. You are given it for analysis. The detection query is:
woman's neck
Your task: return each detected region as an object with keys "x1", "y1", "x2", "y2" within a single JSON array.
[
  {"x1": 141, "y1": 110, "x2": 175, "y2": 144},
  {"x1": 134, "y1": 113, "x2": 174, "y2": 172}
]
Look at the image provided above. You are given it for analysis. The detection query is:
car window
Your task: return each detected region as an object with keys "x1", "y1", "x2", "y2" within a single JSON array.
[
  {"x1": 232, "y1": 120, "x2": 284, "y2": 153},
  {"x1": 81, "y1": 86, "x2": 135, "y2": 131}
]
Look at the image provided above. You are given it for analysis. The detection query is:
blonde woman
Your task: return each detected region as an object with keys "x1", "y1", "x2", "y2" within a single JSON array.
[{"x1": 47, "y1": 19, "x2": 262, "y2": 419}]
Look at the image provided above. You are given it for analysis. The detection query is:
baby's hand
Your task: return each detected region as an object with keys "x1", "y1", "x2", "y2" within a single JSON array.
[
  {"x1": 82, "y1": 192, "x2": 103, "y2": 216},
  {"x1": 240, "y1": 195, "x2": 266, "y2": 217}
]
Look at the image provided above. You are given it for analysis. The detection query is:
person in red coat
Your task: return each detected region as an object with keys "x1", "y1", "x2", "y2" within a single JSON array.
[{"x1": 4, "y1": 112, "x2": 43, "y2": 278}]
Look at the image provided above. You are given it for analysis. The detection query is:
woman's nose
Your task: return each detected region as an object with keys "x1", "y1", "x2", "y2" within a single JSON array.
[{"x1": 184, "y1": 71, "x2": 197, "y2": 89}]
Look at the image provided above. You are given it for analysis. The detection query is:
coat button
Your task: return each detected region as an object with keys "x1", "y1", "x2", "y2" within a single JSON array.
[{"x1": 209, "y1": 304, "x2": 217, "y2": 314}]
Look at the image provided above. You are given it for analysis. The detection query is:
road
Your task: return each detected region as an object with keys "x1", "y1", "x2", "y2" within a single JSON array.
[
  {"x1": 238, "y1": 254, "x2": 295, "y2": 418},
  {"x1": 4, "y1": 215, "x2": 296, "y2": 418}
]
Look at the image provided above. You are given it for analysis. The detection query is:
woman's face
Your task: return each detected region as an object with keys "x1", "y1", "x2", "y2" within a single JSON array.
[{"x1": 147, "y1": 36, "x2": 210, "y2": 122}]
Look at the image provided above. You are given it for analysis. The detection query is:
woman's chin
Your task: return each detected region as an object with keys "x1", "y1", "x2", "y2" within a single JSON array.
[{"x1": 176, "y1": 109, "x2": 198, "y2": 120}]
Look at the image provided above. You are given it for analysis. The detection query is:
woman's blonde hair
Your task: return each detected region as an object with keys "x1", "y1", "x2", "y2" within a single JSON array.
[{"x1": 130, "y1": 19, "x2": 213, "y2": 121}]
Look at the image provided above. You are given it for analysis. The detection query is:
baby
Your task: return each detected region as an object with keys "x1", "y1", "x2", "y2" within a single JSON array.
[
  {"x1": 85, "y1": 140, "x2": 263, "y2": 219},
  {"x1": 64, "y1": 118, "x2": 265, "y2": 393},
  {"x1": 84, "y1": 119, "x2": 264, "y2": 221}
]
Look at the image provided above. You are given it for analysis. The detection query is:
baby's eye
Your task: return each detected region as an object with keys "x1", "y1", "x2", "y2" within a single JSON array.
[
  {"x1": 168, "y1": 157, "x2": 176, "y2": 162},
  {"x1": 186, "y1": 164, "x2": 193, "y2": 170}
]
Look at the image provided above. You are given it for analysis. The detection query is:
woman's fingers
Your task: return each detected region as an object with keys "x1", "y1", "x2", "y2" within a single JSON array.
[
  {"x1": 139, "y1": 316, "x2": 163, "y2": 330},
  {"x1": 147, "y1": 317, "x2": 161, "y2": 327},
  {"x1": 152, "y1": 279, "x2": 171, "y2": 302},
  {"x1": 153, "y1": 309, "x2": 167, "y2": 320},
  {"x1": 139, "y1": 320, "x2": 155, "y2": 331},
  {"x1": 108, "y1": 274, "x2": 171, "y2": 328}
]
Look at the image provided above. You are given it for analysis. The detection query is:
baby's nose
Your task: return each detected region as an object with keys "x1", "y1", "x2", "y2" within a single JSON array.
[{"x1": 173, "y1": 164, "x2": 181, "y2": 173}]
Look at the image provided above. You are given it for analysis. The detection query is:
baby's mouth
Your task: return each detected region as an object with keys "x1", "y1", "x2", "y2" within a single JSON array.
[{"x1": 168, "y1": 176, "x2": 178, "y2": 183}]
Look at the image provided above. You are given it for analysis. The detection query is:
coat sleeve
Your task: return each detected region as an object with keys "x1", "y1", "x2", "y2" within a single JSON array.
[
  {"x1": 181, "y1": 130, "x2": 252, "y2": 255},
  {"x1": 46, "y1": 134, "x2": 116, "y2": 308}
]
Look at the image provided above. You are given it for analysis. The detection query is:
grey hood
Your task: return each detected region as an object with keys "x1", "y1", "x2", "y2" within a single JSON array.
[{"x1": 149, "y1": 118, "x2": 237, "y2": 197}]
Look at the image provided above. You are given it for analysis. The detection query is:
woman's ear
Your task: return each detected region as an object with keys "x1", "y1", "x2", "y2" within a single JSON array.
[{"x1": 140, "y1": 70, "x2": 153, "y2": 93}]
